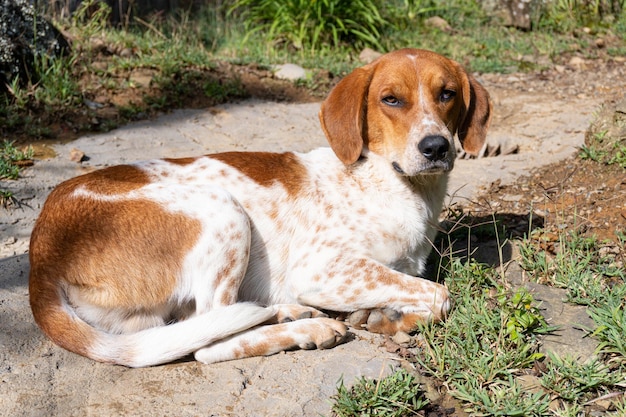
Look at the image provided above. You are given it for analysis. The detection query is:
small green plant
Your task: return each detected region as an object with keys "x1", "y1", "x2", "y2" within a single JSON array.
[
  {"x1": 0, "y1": 141, "x2": 34, "y2": 180},
  {"x1": 0, "y1": 141, "x2": 33, "y2": 208},
  {"x1": 32, "y1": 54, "x2": 82, "y2": 107},
  {"x1": 331, "y1": 370, "x2": 429, "y2": 417},
  {"x1": 541, "y1": 353, "x2": 620, "y2": 402},
  {"x1": 579, "y1": 144, "x2": 605, "y2": 162},
  {"x1": 518, "y1": 231, "x2": 613, "y2": 305},
  {"x1": 0, "y1": 189, "x2": 19, "y2": 208},
  {"x1": 499, "y1": 287, "x2": 556, "y2": 346},
  {"x1": 608, "y1": 142, "x2": 626, "y2": 168},
  {"x1": 453, "y1": 374, "x2": 550, "y2": 417},
  {"x1": 412, "y1": 260, "x2": 553, "y2": 414},
  {"x1": 587, "y1": 288, "x2": 626, "y2": 361}
]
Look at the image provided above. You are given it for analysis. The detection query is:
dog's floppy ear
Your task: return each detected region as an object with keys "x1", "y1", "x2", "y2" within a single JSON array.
[
  {"x1": 319, "y1": 66, "x2": 373, "y2": 165},
  {"x1": 457, "y1": 73, "x2": 492, "y2": 156}
]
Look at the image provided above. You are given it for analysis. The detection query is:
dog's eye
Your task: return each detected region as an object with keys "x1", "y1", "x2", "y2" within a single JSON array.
[
  {"x1": 382, "y1": 96, "x2": 402, "y2": 106},
  {"x1": 440, "y1": 90, "x2": 456, "y2": 103}
]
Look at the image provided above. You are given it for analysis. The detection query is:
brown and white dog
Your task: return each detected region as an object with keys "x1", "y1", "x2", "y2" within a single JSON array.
[{"x1": 29, "y1": 49, "x2": 491, "y2": 367}]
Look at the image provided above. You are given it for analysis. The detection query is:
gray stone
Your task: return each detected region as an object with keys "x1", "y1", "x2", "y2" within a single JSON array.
[
  {"x1": 392, "y1": 331, "x2": 412, "y2": 346},
  {"x1": 482, "y1": 0, "x2": 534, "y2": 30},
  {"x1": 359, "y1": 47, "x2": 382, "y2": 64},
  {"x1": 424, "y1": 16, "x2": 452, "y2": 33},
  {"x1": 527, "y1": 282, "x2": 598, "y2": 364},
  {"x1": 273, "y1": 63, "x2": 307, "y2": 81}
]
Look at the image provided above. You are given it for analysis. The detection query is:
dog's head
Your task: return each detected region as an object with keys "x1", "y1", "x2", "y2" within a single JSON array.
[{"x1": 319, "y1": 48, "x2": 492, "y2": 176}]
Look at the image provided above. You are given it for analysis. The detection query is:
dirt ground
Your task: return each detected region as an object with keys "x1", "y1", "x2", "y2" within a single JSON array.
[{"x1": 1, "y1": 53, "x2": 625, "y2": 416}]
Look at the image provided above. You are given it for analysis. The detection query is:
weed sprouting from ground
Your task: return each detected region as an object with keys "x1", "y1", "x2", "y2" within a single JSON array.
[
  {"x1": 413, "y1": 259, "x2": 554, "y2": 415},
  {"x1": 0, "y1": 141, "x2": 33, "y2": 180},
  {"x1": 332, "y1": 370, "x2": 429, "y2": 417},
  {"x1": 0, "y1": 141, "x2": 33, "y2": 209}
]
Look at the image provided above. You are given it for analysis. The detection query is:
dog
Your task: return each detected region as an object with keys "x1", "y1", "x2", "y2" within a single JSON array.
[{"x1": 29, "y1": 49, "x2": 491, "y2": 367}]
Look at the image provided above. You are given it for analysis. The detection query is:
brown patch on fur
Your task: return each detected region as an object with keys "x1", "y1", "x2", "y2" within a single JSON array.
[
  {"x1": 210, "y1": 152, "x2": 308, "y2": 197},
  {"x1": 163, "y1": 157, "x2": 200, "y2": 166},
  {"x1": 237, "y1": 331, "x2": 296, "y2": 357},
  {"x1": 367, "y1": 312, "x2": 430, "y2": 334},
  {"x1": 69, "y1": 164, "x2": 151, "y2": 195},
  {"x1": 29, "y1": 175, "x2": 201, "y2": 358}
]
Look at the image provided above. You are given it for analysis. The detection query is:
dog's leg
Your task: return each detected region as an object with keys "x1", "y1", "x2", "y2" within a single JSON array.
[
  {"x1": 177, "y1": 187, "x2": 254, "y2": 315},
  {"x1": 293, "y1": 257, "x2": 451, "y2": 334},
  {"x1": 193, "y1": 318, "x2": 347, "y2": 364}
]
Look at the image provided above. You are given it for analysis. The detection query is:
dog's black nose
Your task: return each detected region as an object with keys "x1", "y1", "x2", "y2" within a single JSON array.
[{"x1": 418, "y1": 135, "x2": 450, "y2": 161}]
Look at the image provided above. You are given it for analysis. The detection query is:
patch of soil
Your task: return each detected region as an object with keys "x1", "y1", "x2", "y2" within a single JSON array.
[{"x1": 467, "y1": 157, "x2": 625, "y2": 244}]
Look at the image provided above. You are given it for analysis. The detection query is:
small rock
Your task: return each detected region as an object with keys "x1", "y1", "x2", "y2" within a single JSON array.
[
  {"x1": 69, "y1": 148, "x2": 86, "y2": 163},
  {"x1": 424, "y1": 16, "x2": 452, "y2": 33},
  {"x1": 595, "y1": 38, "x2": 606, "y2": 48},
  {"x1": 502, "y1": 143, "x2": 519, "y2": 155},
  {"x1": 273, "y1": 64, "x2": 306, "y2": 81},
  {"x1": 84, "y1": 99, "x2": 104, "y2": 110},
  {"x1": 129, "y1": 71, "x2": 153, "y2": 88},
  {"x1": 392, "y1": 331, "x2": 412, "y2": 346},
  {"x1": 359, "y1": 48, "x2": 382, "y2": 64},
  {"x1": 568, "y1": 56, "x2": 586, "y2": 70},
  {"x1": 91, "y1": 38, "x2": 108, "y2": 54}
]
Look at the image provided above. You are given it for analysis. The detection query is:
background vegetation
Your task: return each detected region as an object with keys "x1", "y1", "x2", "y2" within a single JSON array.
[{"x1": 2, "y1": 0, "x2": 626, "y2": 143}]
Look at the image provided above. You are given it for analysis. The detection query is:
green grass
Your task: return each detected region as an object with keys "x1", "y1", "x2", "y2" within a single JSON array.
[
  {"x1": 0, "y1": 141, "x2": 33, "y2": 181},
  {"x1": 0, "y1": 141, "x2": 34, "y2": 208},
  {"x1": 229, "y1": 0, "x2": 386, "y2": 52},
  {"x1": 541, "y1": 352, "x2": 622, "y2": 402},
  {"x1": 519, "y1": 231, "x2": 625, "y2": 305},
  {"x1": 332, "y1": 370, "x2": 429, "y2": 417},
  {"x1": 581, "y1": 131, "x2": 626, "y2": 169},
  {"x1": 414, "y1": 260, "x2": 555, "y2": 415},
  {"x1": 333, "y1": 226, "x2": 626, "y2": 415}
]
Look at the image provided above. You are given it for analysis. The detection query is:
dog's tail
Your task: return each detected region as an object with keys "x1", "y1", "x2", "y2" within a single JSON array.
[{"x1": 29, "y1": 280, "x2": 274, "y2": 367}]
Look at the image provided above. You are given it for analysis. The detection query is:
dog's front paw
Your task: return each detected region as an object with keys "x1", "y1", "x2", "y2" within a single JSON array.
[
  {"x1": 365, "y1": 297, "x2": 452, "y2": 335},
  {"x1": 363, "y1": 308, "x2": 409, "y2": 334}
]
